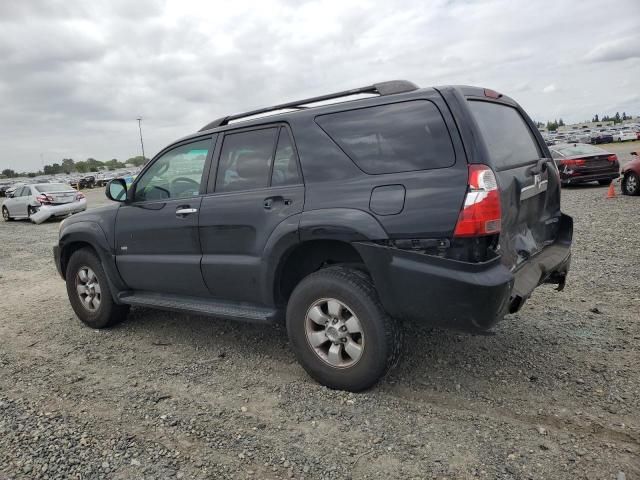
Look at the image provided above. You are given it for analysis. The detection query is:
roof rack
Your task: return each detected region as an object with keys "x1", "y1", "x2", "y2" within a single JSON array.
[{"x1": 198, "y1": 80, "x2": 419, "y2": 131}]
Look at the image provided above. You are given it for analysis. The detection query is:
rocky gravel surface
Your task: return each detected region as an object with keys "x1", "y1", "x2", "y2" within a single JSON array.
[{"x1": 1, "y1": 172, "x2": 639, "y2": 479}]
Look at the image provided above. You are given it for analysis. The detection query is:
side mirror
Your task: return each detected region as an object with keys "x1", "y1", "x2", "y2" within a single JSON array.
[{"x1": 106, "y1": 178, "x2": 128, "y2": 202}]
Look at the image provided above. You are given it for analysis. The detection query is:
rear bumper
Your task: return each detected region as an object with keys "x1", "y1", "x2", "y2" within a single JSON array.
[
  {"x1": 561, "y1": 169, "x2": 619, "y2": 184},
  {"x1": 354, "y1": 214, "x2": 572, "y2": 332},
  {"x1": 31, "y1": 200, "x2": 87, "y2": 224}
]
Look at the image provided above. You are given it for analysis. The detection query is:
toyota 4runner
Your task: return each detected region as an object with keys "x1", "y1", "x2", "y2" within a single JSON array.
[{"x1": 54, "y1": 80, "x2": 572, "y2": 391}]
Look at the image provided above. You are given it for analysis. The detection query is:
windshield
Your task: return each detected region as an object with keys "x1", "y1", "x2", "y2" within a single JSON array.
[
  {"x1": 35, "y1": 183, "x2": 73, "y2": 193},
  {"x1": 553, "y1": 144, "x2": 606, "y2": 157}
]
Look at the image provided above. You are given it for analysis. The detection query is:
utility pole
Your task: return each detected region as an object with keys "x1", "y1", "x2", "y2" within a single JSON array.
[{"x1": 136, "y1": 117, "x2": 146, "y2": 162}]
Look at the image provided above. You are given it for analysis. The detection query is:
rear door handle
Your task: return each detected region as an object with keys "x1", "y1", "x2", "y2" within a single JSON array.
[
  {"x1": 264, "y1": 196, "x2": 292, "y2": 209},
  {"x1": 176, "y1": 207, "x2": 198, "y2": 216}
]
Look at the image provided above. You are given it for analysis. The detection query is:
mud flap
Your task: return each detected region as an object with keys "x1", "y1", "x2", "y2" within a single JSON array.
[{"x1": 30, "y1": 208, "x2": 52, "y2": 224}]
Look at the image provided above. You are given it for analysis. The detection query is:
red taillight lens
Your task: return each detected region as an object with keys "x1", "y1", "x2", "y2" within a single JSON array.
[
  {"x1": 607, "y1": 154, "x2": 618, "y2": 163},
  {"x1": 560, "y1": 158, "x2": 586, "y2": 167},
  {"x1": 76, "y1": 192, "x2": 85, "y2": 200},
  {"x1": 36, "y1": 194, "x2": 52, "y2": 204},
  {"x1": 454, "y1": 164, "x2": 502, "y2": 238}
]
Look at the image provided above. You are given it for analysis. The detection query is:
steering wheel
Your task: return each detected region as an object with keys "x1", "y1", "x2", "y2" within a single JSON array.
[{"x1": 171, "y1": 177, "x2": 200, "y2": 196}]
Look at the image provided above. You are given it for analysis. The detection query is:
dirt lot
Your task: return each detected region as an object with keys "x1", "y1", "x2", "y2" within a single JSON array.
[{"x1": 1, "y1": 148, "x2": 639, "y2": 479}]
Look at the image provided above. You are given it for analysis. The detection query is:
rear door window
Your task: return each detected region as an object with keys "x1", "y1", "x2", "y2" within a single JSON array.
[
  {"x1": 315, "y1": 100, "x2": 455, "y2": 174},
  {"x1": 215, "y1": 128, "x2": 278, "y2": 192},
  {"x1": 468, "y1": 101, "x2": 541, "y2": 170}
]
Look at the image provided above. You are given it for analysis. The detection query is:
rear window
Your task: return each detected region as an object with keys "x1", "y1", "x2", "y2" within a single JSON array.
[
  {"x1": 315, "y1": 100, "x2": 455, "y2": 174},
  {"x1": 468, "y1": 101, "x2": 541, "y2": 169},
  {"x1": 35, "y1": 183, "x2": 72, "y2": 193},
  {"x1": 552, "y1": 144, "x2": 606, "y2": 157}
]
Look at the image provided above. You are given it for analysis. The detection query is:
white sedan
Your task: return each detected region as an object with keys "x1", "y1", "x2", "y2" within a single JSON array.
[
  {"x1": 2, "y1": 183, "x2": 87, "y2": 224},
  {"x1": 614, "y1": 130, "x2": 637, "y2": 142}
]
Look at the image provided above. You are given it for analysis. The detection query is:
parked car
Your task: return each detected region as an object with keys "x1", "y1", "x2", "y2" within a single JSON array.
[
  {"x1": 79, "y1": 175, "x2": 96, "y2": 189},
  {"x1": 550, "y1": 143, "x2": 619, "y2": 186},
  {"x1": 0, "y1": 182, "x2": 12, "y2": 197},
  {"x1": 621, "y1": 152, "x2": 640, "y2": 196},
  {"x1": 53, "y1": 81, "x2": 573, "y2": 391},
  {"x1": 2, "y1": 183, "x2": 86, "y2": 223},
  {"x1": 613, "y1": 130, "x2": 637, "y2": 142},
  {"x1": 591, "y1": 131, "x2": 614, "y2": 144}
]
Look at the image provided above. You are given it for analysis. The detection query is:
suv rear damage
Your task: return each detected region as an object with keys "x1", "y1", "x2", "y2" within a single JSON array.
[{"x1": 54, "y1": 80, "x2": 572, "y2": 391}]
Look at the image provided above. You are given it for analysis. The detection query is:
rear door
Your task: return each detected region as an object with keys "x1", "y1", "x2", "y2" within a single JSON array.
[
  {"x1": 466, "y1": 99, "x2": 562, "y2": 270},
  {"x1": 199, "y1": 125, "x2": 304, "y2": 304}
]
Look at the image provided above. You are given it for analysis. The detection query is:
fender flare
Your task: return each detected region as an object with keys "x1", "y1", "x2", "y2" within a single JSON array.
[
  {"x1": 58, "y1": 221, "x2": 128, "y2": 300},
  {"x1": 260, "y1": 208, "x2": 389, "y2": 306}
]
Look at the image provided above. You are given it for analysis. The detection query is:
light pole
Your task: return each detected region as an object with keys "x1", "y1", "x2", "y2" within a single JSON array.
[{"x1": 136, "y1": 117, "x2": 146, "y2": 162}]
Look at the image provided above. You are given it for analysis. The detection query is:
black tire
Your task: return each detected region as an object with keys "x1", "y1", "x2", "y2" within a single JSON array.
[
  {"x1": 622, "y1": 172, "x2": 640, "y2": 196},
  {"x1": 2, "y1": 206, "x2": 13, "y2": 221},
  {"x1": 598, "y1": 179, "x2": 612, "y2": 186},
  {"x1": 66, "y1": 248, "x2": 129, "y2": 329},
  {"x1": 286, "y1": 266, "x2": 402, "y2": 392}
]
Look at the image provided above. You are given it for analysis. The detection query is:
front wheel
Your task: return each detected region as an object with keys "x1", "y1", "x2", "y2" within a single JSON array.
[
  {"x1": 622, "y1": 172, "x2": 640, "y2": 196},
  {"x1": 66, "y1": 248, "x2": 129, "y2": 329},
  {"x1": 286, "y1": 266, "x2": 402, "y2": 392}
]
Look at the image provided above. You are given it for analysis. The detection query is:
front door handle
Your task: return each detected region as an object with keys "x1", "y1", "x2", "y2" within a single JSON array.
[{"x1": 176, "y1": 207, "x2": 198, "y2": 216}]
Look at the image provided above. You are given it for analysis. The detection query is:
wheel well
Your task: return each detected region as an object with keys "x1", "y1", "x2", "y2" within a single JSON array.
[
  {"x1": 60, "y1": 242, "x2": 96, "y2": 279},
  {"x1": 275, "y1": 240, "x2": 367, "y2": 305}
]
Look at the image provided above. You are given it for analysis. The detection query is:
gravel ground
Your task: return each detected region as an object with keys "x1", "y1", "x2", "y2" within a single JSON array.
[{"x1": 1, "y1": 148, "x2": 639, "y2": 479}]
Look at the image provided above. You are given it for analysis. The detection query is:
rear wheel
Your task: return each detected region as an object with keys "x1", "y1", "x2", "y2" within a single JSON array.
[
  {"x1": 622, "y1": 172, "x2": 640, "y2": 196},
  {"x1": 598, "y1": 179, "x2": 612, "y2": 186},
  {"x1": 66, "y1": 248, "x2": 129, "y2": 329},
  {"x1": 2, "y1": 206, "x2": 12, "y2": 221},
  {"x1": 286, "y1": 266, "x2": 402, "y2": 392}
]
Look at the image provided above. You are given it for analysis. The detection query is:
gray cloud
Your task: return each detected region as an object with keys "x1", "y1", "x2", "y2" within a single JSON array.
[{"x1": 1, "y1": 0, "x2": 640, "y2": 171}]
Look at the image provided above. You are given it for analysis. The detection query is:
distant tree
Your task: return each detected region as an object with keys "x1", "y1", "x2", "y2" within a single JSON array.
[
  {"x1": 546, "y1": 120, "x2": 559, "y2": 131},
  {"x1": 1, "y1": 168, "x2": 17, "y2": 178},
  {"x1": 593, "y1": 114, "x2": 599, "y2": 122},
  {"x1": 125, "y1": 155, "x2": 148, "y2": 167},
  {"x1": 27, "y1": 173, "x2": 36, "y2": 178},
  {"x1": 614, "y1": 112, "x2": 621, "y2": 124},
  {"x1": 558, "y1": 118, "x2": 565, "y2": 127},
  {"x1": 61, "y1": 158, "x2": 75, "y2": 173}
]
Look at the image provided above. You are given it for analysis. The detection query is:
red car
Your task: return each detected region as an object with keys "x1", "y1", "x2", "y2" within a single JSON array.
[{"x1": 621, "y1": 152, "x2": 640, "y2": 196}]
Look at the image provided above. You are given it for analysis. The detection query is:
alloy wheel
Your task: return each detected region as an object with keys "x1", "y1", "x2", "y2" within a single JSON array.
[
  {"x1": 625, "y1": 174, "x2": 638, "y2": 195},
  {"x1": 304, "y1": 298, "x2": 364, "y2": 368},
  {"x1": 76, "y1": 266, "x2": 102, "y2": 312},
  {"x1": 2, "y1": 207, "x2": 8, "y2": 221}
]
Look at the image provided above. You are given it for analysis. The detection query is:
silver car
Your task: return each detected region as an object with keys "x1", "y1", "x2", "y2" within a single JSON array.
[{"x1": 2, "y1": 183, "x2": 87, "y2": 224}]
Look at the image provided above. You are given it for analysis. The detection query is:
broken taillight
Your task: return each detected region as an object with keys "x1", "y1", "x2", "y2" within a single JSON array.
[{"x1": 453, "y1": 164, "x2": 502, "y2": 238}]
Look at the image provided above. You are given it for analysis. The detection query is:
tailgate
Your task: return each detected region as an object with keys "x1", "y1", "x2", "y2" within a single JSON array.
[{"x1": 467, "y1": 99, "x2": 562, "y2": 271}]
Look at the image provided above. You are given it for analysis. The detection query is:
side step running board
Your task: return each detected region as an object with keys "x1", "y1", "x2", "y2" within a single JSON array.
[{"x1": 118, "y1": 292, "x2": 280, "y2": 324}]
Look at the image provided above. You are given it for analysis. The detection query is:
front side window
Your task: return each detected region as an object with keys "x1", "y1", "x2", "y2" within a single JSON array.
[
  {"x1": 134, "y1": 139, "x2": 211, "y2": 202},
  {"x1": 215, "y1": 128, "x2": 278, "y2": 193}
]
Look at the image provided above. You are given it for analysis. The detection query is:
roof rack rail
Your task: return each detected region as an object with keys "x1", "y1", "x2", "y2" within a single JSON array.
[{"x1": 198, "y1": 80, "x2": 418, "y2": 131}]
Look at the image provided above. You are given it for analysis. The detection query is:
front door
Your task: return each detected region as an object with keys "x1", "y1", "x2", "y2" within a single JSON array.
[
  {"x1": 199, "y1": 126, "x2": 304, "y2": 304},
  {"x1": 115, "y1": 136, "x2": 215, "y2": 296}
]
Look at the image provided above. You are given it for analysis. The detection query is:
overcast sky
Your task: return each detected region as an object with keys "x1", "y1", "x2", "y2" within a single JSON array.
[{"x1": 1, "y1": 0, "x2": 639, "y2": 171}]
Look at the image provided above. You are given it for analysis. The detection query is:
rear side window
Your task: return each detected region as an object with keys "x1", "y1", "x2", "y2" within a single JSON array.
[
  {"x1": 316, "y1": 100, "x2": 455, "y2": 174},
  {"x1": 468, "y1": 101, "x2": 541, "y2": 169}
]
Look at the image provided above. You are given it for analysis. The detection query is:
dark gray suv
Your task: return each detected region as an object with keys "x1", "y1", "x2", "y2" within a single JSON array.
[{"x1": 54, "y1": 80, "x2": 572, "y2": 391}]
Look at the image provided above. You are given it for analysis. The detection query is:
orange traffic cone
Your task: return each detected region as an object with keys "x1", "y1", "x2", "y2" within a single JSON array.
[{"x1": 607, "y1": 182, "x2": 616, "y2": 199}]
